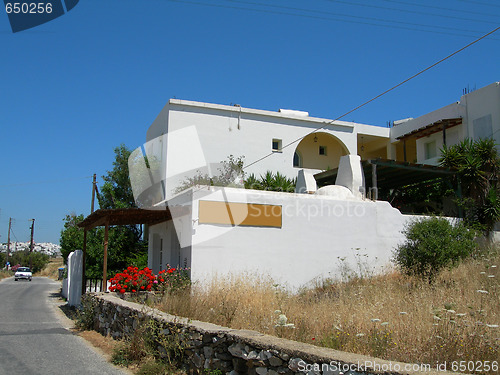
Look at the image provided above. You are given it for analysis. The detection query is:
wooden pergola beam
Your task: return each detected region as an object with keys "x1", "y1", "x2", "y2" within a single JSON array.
[{"x1": 78, "y1": 207, "x2": 173, "y2": 293}]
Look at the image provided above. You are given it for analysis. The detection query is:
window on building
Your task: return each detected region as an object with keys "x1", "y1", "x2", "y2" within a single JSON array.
[
  {"x1": 293, "y1": 151, "x2": 302, "y2": 167},
  {"x1": 425, "y1": 140, "x2": 437, "y2": 159},
  {"x1": 319, "y1": 145, "x2": 327, "y2": 156},
  {"x1": 473, "y1": 114, "x2": 493, "y2": 140},
  {"x1": 272, "y1": 138, "x2": 282, "y2": 152}
]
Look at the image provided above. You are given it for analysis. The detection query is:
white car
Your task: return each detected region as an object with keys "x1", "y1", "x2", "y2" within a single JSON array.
[{"x1": 14, "y1": 267, "x2": 32, "y2": 281}]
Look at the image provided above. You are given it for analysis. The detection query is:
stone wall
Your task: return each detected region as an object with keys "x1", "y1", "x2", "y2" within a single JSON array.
[{"x1": 90, "y1": 293, "x2": 457, "y2": 375}]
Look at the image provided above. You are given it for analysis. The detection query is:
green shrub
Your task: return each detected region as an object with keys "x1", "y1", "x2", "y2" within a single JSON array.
[
  {"x1": 75, "y1": 294, "x2": 99, "y2": 330},
  {"x1": 8, "y1": 249, "x2": 50, "y2": 273},
  {"x1": 393, "y1": 217, "x2": 477, "y2": 282},
  {"x1": 244, "y1": 171, "x2": 296, "y2": 192}
]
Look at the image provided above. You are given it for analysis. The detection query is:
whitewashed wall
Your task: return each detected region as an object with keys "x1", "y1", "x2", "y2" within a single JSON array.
[
  {"x1": 390, "y1": 81, "x2": 500, "y2": 165},
  {"x1": 146, "y1": 100, "x2": 389, "y2": 182},
  {"x1": 463, "y1": 81, "x2": 500, "y2": 143},
  {"x1": 149, "y1": 187, "x2": 419, "y2": 290}
]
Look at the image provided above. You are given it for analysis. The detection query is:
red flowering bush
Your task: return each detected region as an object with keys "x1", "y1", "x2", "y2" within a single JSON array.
[
  {"x1": 156, "y1": 265, "x2": 191, "y2": 292},
  {"x1": 108, "y1": 266, "x2": 190, "y2": 294}
]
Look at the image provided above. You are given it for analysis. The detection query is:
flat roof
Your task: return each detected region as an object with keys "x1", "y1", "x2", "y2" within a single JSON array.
[{"x1": 168, "y1": 98, "x2": 386, "y2": 131}]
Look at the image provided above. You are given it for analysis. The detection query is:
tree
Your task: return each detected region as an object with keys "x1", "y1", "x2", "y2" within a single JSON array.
[
  {"x1": 8, "y1": 248, "x2": 50, "y2": 273},
  {"x1": 439, "y1": 138, "x2": 500, "y2": 232},
  {"x1": 59, "y1": 144, "x2": 148, "y2": 278},
  {"x1": 0, "y1": 252, "x2": 6, "y2": 268},
  {"x1": 99, "y1": 144, "x2": 137, "y2": 209},
  {"x1": 60, "y1": 213, "x2": 85, "y2": 261}
]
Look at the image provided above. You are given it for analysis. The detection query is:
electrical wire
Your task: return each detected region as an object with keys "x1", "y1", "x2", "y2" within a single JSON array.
[
  {"x1": 457, "y1": 0, "x2": 500, "y2": 9},
  {"x1": 320, "y1": 0, "x2": 499, "y2": 25},
  {"x1": 9, "y1": 227, "x2": 20, "y2": 242},
  {"x1": 244, "y1": 25, "x2": 500, "y2": 170},
  {"x1": 167, "y1": 0, "x2": 500, "y2": 39},
  {"x1": 226, "y1": 0, "x2": 496, "y2": 37},
  {"x1": 380, "y1": 0, "x2": 500, "y2": 18}
]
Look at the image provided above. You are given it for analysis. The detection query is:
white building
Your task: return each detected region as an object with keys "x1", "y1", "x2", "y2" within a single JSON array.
[
  {"x1": 142, "y1": 99, "x2": 390, "y2": 188},
  {"x1": 390, "y1": 81, "x2": 500, "y2": 165},
  {"x1": 127, "y1": 81, "x2": 498, "y2": 289}
]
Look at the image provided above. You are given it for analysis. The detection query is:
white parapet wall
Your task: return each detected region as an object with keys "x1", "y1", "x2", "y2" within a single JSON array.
[{"x1": 149, "y1": 187, "x2": 422, "y2": 290}]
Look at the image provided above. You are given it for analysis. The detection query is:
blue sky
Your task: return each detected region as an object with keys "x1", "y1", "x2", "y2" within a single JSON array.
[{"x1": 0, "y1": 0, "x2": 499, "y2": 244}]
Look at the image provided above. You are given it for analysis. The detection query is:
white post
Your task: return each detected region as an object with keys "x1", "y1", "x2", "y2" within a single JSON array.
[{"x1": 67, "y1": 250, "x2": 83, "y2": 306}]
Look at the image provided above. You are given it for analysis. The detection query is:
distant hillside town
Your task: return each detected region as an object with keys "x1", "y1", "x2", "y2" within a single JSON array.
[{"x1": 0, "y1": 242, "x2": 61, "y2": 257}]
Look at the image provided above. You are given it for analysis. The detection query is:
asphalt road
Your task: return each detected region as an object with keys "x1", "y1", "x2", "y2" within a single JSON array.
[{"x1": 0, "y1": 276, "x2": 128, "y2": 375}]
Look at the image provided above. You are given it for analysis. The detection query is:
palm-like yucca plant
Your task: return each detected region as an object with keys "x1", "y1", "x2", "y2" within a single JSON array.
[
  {"x1": 260, "y1": 171, "x2": 276, "y2": 191},
  {"x1": 478, "y1": 187, "x2": 500, "y2": 232},
  {"x1": 272, "y1": 172, "x2": 295, "y2": 192},
  {"x1": 244, "y1": 173, "x2": 259, "y2": 190},
  {"x1": 244, "y1": 171, "x2": 296, "y2": 192},
  {"x1": 439, "y1": 138, "x2": 500, "y2": 232}
]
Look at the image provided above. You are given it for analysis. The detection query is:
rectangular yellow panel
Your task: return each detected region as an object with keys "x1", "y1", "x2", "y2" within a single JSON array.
[{"x1": 198, "y1": 201, "x2": 282, "y2": 228}]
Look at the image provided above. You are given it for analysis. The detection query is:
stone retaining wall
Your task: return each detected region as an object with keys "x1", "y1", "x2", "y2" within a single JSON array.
[{"x1": 90, "y1": 293, "x2": 459, "y2": 375}]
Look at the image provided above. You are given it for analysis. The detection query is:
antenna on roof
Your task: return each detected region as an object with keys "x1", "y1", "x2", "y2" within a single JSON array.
[{"x1": 463, "y1": 84, "x2": 476, "y2": 95}]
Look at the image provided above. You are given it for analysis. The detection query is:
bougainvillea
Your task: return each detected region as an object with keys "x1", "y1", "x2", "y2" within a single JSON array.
[{"x1": 108, "y1": 265, "x2": 190, "y2": 294}]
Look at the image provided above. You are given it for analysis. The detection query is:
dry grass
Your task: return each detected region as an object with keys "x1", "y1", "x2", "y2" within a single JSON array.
[
  {"x1": 79, "y1": 330, "x2": 121, "y2": 359},
  {"x1": 154, "y1": 252, "x2": 499, "y2": 372},
  {"x1": 0, "y1": 270, "x2": 13, "y2": 280},
  {"x1": 36, "y1": 257, "x2": 64, "y2": 279}
]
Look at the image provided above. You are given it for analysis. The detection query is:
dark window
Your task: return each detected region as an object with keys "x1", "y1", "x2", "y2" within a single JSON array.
[
  {"x1": 272, "y1": 139, "x2": 282, "y2": 152},
  {"x1": 293, "y1": 151, "x2": 302, "y2": 167}
]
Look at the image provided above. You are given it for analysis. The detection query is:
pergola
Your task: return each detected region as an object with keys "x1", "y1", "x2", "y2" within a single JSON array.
[
  {"x1": 315, "y1": 158, "x2": 457, "y2": 201},
  {"x1": 395, "y1": 117, "x2": 462, "y2": 162},
  {"x1": 395, "y1": 117, "x2": 462, "y2": 141},
  {"x1": 77, "y1": 207, "x2": 172, "y2": 292}
]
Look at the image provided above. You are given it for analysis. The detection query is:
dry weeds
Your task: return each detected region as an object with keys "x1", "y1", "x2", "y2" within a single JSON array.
[
  {"x1": 154, "y1": 252, "x2": 499, "y2": 372},
  {"x1": 0, "y1": 270, "x2": 12, "y2": 280},
  {"x1": 36, "y1": 257, "x2": 64, "y2": 279}
]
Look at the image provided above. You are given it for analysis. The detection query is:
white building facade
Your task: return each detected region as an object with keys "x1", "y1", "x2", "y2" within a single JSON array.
[
  {"x1": 145, "y1": 99, "x2": 390, "y2": 185},
  {"x1": 129, "y1": 81, "x2": 498, "y2": 289},
  {"x1": 390, "y1": 81, "x2": 500, "y2": 165}
]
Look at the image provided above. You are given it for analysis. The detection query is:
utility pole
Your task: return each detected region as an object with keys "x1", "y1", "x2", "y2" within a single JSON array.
[
  {"x1": 91, "y1": 173, "x2": 97, "y2": 213},
  {"x1": 29, "y1": 219, "x2": 35, "y2": 270},
  {"x1": 6, "y1": 218, "x2": 11, "y2": 267}
]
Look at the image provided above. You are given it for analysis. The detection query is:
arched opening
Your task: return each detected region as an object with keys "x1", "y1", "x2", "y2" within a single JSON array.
[
  {"x1": 293, "y1": 151, "x2": 303, "y2": 168},
  {"x1": 294, "y1": 132, "x2": 348, "y2": 170}
]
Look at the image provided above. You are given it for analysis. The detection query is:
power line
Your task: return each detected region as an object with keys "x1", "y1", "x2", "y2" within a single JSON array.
[
  {"x1": 226, "y1": 0, "x2": 496, "y2": 37},
  {"x1": 9, "y1": 227, "x2": 20, "y2": 242},
  {"x1": 244, "y1": 25, "x2": 500, "y2": 170},
  {"x1": 320, "y1": 0, "x2": 500, "y2": 25},
  {"x1": 457, "y1": 0, "x2": 500, "y2": 9},
  {"x1": 380, "y1": 0, "x2": 500, "y2": 18},
  {"x1": 167, "y1": 0, "x2": 500, "y2": 39}
]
